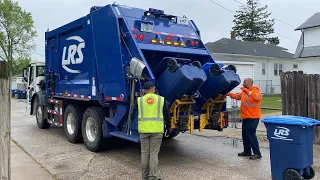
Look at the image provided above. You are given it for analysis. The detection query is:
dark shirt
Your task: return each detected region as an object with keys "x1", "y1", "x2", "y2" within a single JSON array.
[{"x1": 162, "y1": 102, "x2": 171, "y2": 127}]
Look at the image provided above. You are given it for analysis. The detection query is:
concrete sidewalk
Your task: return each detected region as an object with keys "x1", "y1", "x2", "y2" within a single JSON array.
[{"x1": 11, "y1": 140, "x2": 55, "y2": 180}]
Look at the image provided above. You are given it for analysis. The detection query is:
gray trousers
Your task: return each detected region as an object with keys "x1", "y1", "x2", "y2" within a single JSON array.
[{"x1": 140, "y1": 133, "x2": 163, "y2": 180}]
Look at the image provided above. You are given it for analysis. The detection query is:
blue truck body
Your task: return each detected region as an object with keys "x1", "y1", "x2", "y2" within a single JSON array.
[{"x1": 38, "y1": 4, "x2": 241, "y2": 152}]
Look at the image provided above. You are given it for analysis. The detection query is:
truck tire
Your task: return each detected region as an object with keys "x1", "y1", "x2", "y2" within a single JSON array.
[
  {"x1": 82, "y1": 107, "x2": 105, "y2": 152},
  {"x1": 36, "y1": 103, "x2": 51, "y2": 129},
  {"x1": 64, "y1": 104, "x2": 83, "y2": 143}
]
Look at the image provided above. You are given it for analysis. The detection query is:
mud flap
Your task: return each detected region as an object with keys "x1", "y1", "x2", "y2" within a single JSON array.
[{"x1": 102, "y1": 119, "x2": 112, "y2": 138}]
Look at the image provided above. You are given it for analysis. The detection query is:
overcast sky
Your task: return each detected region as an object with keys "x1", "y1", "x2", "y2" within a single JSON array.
[{"x1": 16, "y1": 0, "x2": 320, "y2": 61}]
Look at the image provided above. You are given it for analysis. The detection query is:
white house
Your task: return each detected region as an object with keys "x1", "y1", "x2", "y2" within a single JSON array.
[
  {"x1": 206, "y1": 38, "x2": 300, "y2": 95},
  {"x1": 294, "y1": 12, "x2": 320, "y2": 73}
]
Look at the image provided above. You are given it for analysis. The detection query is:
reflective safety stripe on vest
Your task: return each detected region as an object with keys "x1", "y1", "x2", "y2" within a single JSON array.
[{"x1": 137, "y1": 94, "x2": 164, "y2": 133}]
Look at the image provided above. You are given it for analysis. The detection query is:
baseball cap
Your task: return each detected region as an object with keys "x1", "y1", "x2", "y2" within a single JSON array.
[{"x1": 143, "y1": 81, "x2": 155, "y2": 89}]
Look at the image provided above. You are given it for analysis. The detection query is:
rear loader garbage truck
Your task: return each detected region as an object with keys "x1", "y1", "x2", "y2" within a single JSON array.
[{"x1": 23, "y1": 4, "x2": 241, "y2": 152}]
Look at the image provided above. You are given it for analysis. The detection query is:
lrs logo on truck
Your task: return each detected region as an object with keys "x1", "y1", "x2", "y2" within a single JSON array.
[
  {"x1": 62, "y1": 36, "x2": 85, "y2": 73},
  {"x1": 271, "y1": 126, "x2": 293, "y2": 141}
]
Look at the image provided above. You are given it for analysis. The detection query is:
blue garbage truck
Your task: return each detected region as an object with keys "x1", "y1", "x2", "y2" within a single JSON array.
[{"x1": 24, "y1": 4, "x2": 241, "y2": 152}]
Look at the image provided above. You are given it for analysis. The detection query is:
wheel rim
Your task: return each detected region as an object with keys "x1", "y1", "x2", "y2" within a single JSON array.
[
  {"x1": 66, "y1": 113, "x2": 75, "y2": 135},
  {"x1": 86, "y1": 117, "x2": 97, "y2": 142},
  {"x1": 36, "y1": 106, "x2": 43, "y2": 123},
  {"x1": 284, "y1": 169, "x2": 301, "y2": 180}
]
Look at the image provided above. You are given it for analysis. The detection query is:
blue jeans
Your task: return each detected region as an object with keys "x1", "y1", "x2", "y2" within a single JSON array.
[{"x1": 242, "y1": 119, "x2": 261, "y2": 155}]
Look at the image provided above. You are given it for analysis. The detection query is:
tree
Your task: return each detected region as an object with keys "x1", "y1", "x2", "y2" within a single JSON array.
[
  {"x1": 12, "y1": 56, "x2": 31, "y2": 75},
  {"x1": 0, "y1": 0, "x2": 37, "y2": 79},
  {"x1": 232, "y1": 0, "x2": 280, "y2": 45},
  {"x1": 0, "y1": 1, "x2": 36, "y2": 178}
]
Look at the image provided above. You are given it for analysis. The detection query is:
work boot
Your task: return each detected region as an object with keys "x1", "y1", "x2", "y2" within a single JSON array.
[
  {"x1": 238, "y1": 152, "x2": 252, "y2": 156},
  {"x1": 250, "y1": 154, "x2": 262, "y2": 160}
]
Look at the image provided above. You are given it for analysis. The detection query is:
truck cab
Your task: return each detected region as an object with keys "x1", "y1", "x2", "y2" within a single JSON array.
[{"x1": 22, "y1": 62, "x2": 46, "y2": 115}]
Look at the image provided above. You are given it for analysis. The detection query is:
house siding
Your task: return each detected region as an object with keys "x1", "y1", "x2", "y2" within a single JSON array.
[
  {"x1": 304, "y1": 27, "x2": 320, "y2": 47},
  {"x1": 216, "y1": 61, "x2": 255, "y2": 109},
  {"x1": 298, "y1": 57, "x2": 320, "y2": 74},
  {"x1": 218, "y1": 54, "x2": 301, "y2": 94}
]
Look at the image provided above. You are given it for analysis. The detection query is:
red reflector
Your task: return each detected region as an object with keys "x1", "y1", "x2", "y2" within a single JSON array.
[
  {"x1": 139, "y1": 34, "x2": 144, "y2": 40},
  {"x1": 195, "y1": 41, "x2": 199, "y2": 46},
  {"x1": 191, "y1": 41, "x2": 195, "y2": 46},
  {"x1": 166, "y1": 36, "x2": 172, "y2": 41},
  {"x1": 134, "y1": 34, "x2": 138, "y2": 39}
]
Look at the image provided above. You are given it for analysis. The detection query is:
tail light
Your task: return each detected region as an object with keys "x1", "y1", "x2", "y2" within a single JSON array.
[
  {"x1": 191, "y1": 41, "x2": 195, "y2": 46},
  {"x1": 195, "y1": 41, "x2": 199, "y2": 46},
  {"x1": 139, "y1": 34, "x2": 144, "y2": 41},
  {"x1": 134, "y1": 34, "x2": 138, "y2": 39}
]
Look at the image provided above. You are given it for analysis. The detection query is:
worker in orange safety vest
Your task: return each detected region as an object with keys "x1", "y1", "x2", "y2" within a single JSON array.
[{"x1": 228, "y1": 78, "x2": 262, "y2": 160}]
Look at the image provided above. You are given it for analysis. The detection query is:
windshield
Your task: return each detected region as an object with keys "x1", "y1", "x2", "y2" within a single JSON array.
[{"x1": 36, "y1": 66, "x2": 45, "y2": 76}]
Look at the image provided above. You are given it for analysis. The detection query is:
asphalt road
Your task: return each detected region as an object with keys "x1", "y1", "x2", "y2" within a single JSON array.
[{"x1": 10, "y1": 99, "x2": 318, "y2": 180}]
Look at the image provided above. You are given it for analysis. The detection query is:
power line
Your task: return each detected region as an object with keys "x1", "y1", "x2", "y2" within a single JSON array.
[
  {"x1": 206, "y1": 0, "x2": 306, "y2": 45},
  {"x1": 208, "y1": 0, "x2": 235, "y2": 14},
  {"x1": 232, "y1": 0, "x2": 296, "y2": 28}
]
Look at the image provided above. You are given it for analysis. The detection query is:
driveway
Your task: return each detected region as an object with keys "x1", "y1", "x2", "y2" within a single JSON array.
[{"x1": 10, "y1": 99, "x2": 320, "y2": 180}]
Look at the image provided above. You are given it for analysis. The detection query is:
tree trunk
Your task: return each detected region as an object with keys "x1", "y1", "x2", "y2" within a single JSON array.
[{"x1": 0, "y1": 61, "x2": 10, "y2": 180}]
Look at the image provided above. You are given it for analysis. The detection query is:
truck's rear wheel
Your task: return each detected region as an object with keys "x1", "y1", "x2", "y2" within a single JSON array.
[
  {"x1": 82, "y1": 107, "x2": 105, "y2": 152},
  {"x1": 64, "y1": 104, "x2": 83, "y2": 143},
  {"x1": 36, "y1": 104, "x2": 51, "y2": 129}
]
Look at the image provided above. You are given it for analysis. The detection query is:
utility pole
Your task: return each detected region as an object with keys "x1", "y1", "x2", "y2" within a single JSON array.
[{"x1": 0, "y1": 60, "x2": 10, "y2": 180}]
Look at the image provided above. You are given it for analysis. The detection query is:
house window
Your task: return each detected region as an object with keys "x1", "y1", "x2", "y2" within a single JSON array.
[
  {"x1": 274, "y1": 63, "x2": 278, "y2": 76},
  {"x1": 293, "y1": 64, "x2": 298, "y2": 69},
  {"x1": 262, "y1": 63, "x2": 266, "y2": 75},
  {"x1": 279, "y1": 64, "x2": 283, "y2": 75}
]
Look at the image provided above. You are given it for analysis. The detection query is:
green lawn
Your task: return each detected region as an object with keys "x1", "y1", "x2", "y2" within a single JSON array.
[
  {"x1": 261, "y1": 95, "x2": 282, "y2": 109},
  {"x1": 227, "y1": 94, "x2": 283, "y2": 115}
]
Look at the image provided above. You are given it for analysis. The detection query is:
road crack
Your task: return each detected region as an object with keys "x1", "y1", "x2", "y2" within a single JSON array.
[{"x1": 77, "y1": 153, "x2": 96, "y2": 180}]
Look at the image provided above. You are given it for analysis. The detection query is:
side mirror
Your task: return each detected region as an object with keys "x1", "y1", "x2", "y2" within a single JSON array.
[{"x1": 22, "y1": 68, "x2": 28, "y2": 82}]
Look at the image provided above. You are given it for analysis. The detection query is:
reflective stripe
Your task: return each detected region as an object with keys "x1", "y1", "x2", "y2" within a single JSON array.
[
  {"x1": 139, "y1": 97, "x2": 143, "y2": 118},
  {"x1": 139, "y1": 95, "x2": 162, "y2": 120},
  {"x1": 139, "y1": 118, "x2": 163, "y2": 121},
  {"x1": 255, "y1": 94, "x2": 259, "y2": 101},
  {"x1": 241, "y1": 102, "x2": 260, "y2": 107},
  {"x1": 241, "y1": 95, "x2": 260, "y2": 107},
  {"x1": 157, "y1": 95, "x2": 160, "y2": 118}
]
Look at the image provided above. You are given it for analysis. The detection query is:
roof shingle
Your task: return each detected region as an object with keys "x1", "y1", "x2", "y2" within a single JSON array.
[
  {"x1": 295, "y1": 12, "x2": 320, "y2": 30},
  {"x1": 205, "y1": 38, "x2": 293, "y2": 58}
]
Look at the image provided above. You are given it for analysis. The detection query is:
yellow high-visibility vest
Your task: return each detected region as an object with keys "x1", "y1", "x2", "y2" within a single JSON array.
[{"x1": 137, "y1": 93, "x2": 164, "y2": 133}]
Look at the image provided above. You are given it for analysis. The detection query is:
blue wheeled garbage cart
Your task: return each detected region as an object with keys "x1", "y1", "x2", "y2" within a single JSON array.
[{"x1": 262, "y1": 115, "x2": 320, "y2": 180}]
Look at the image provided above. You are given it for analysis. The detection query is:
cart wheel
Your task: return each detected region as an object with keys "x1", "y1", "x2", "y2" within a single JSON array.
[
  {"x1": 191, "y1": 61, "x2": 202, "y2": 69},
  {"x1": 284, "y1": 169, "x2": 303, "y2": 180},
  {"x1": 303, "y1": 167, "x2": 315, "y2": 179},
  {"x1": 209, "y1": 63, "x2": 221, "y2": 76},
  {"x1": 227, "y1": 64, "x2": 237, "y2": 73},
  {"x1": 167, "y1": 59, "x2": 179, "y2": 73}
]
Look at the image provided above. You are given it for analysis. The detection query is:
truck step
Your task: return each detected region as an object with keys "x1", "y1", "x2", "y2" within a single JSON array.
[{"x1": 110, "y1": 131, "x2": 140, "y2": 143}]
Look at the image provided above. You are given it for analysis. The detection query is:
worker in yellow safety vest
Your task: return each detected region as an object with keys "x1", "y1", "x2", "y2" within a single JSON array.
[{"x1": 137, "y1": 81, "x2": 171, "y2": 180}]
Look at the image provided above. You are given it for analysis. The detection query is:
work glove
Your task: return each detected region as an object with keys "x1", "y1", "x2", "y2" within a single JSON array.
[
  {"x1": 240, "y1": 87, "x2": 251, "y2": 95},
  {"x1": 164, "y1": 124, "x2": 170, "y2": 137}
]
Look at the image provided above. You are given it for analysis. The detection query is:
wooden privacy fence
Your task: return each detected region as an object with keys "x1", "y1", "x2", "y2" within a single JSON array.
[
  {"x1": 280, "y1": 71, "x2": 320, "y2": 144},
  {"x1": 0, "y1": 61, "x2": 10, "y2": 180}
]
